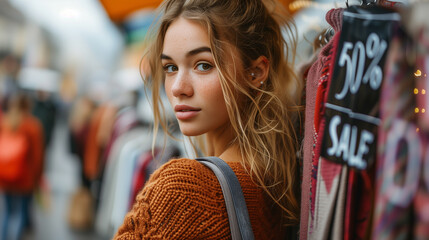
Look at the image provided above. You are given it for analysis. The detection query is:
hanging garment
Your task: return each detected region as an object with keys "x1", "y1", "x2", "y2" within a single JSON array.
[
  {"x1": 129, "y1": 149, "x2": 157, "y2": 209},
  {"x1": 374, "y1": 27, "x2": 416, "y2": 240},
  {"x1": 300, "y1": 8, "x2": 344, "y2": 240},
  {"x1": 414, "y1": 8, "x2": 429, "y2": 237},
  {"x1": 110, "y1": 140, "x2": 146, "y2": 232},
  {"x1": 84, "y1": 103, "x2": 118, "y2": 181},
  {"x1": 68, "y1": 96, "x2": 95, "y2": 188},
  {"x1": 374, "y1": 8, "x2": 429, "y2": 238},
  {"x1": 129, "y1": 145, "x2": 181, "y2": 209},
  {"x1": 95, "y1": 127, "x2": 152, "y2": 237},
  {"x1": 308, "y1": 32, "x2": 343, "y2": 239},
  {"x1": 308, "y1": 5, "x2": 400, "y2": 239},
  {"x1": 343, "y1": 168, "x2": 373, "y2": 240},
  {"x1": 102, "y1": 106, "x2": 141, "y2": 166}
]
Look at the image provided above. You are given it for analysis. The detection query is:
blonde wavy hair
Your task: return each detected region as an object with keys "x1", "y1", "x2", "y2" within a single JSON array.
[{"x1": 143, "y1": 0, "x2": 302, "y2": 226}]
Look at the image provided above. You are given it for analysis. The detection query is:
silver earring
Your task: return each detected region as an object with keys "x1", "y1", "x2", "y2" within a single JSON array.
[
  {"x1": 250, "y1": 72, "x2": 255, "y2": 78},
  {"x1": 260, "y1": 81, "x2": 264, "y2": 85}
]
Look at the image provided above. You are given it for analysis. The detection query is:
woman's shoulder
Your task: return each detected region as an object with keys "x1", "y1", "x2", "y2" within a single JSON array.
[
  {"x1": 135, "y1": 158, "x2": 227, "y2": 213},
  {"x1": 116, "y1": 158, "x2": 234, "y2": 239},
  {"x1": 159, "y1": 157, "x2": 205, "y2": 170},
  {"x1": 147, "y1": 158, "x2": 258, "y2": 198},
  {"x1": 148, "y1": 158, "x2": 217, "y2": 186},
  {"x1": 151, "y1": 158, "x2": 249, "y2": 182}
]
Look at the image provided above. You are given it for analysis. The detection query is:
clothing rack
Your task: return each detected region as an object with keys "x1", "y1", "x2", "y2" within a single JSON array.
[{"x1": 299, "y1": 2, "x2": 429, "y2": 239}]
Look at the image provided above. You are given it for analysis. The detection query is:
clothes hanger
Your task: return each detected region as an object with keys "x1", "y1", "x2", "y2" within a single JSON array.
[
  {"x1": 361, "y1": 0, "x2": 378, "y2": 5},
  {"x1": 345, "y1": 0, "x2": 378, "y2": 7}
]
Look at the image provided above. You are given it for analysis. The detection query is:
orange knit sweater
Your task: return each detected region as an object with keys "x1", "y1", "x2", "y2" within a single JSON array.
[{"x1": 114, "y1": 158, "x2": 286, "y2": 239}]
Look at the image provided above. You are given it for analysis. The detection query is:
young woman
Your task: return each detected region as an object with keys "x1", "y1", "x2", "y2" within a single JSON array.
[{"x1": 115, "y1": 0, "x2": 302, "y2": 239}]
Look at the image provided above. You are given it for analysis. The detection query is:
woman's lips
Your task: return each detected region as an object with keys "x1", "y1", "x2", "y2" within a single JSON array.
[{"x1": 174, "y1": 105, "x2": 201, "y2": 120}]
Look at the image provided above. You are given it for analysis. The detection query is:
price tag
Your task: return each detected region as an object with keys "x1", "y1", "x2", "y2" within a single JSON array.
[{"x1": 320, "y1": 6, "x2": 400, "y2": 170}]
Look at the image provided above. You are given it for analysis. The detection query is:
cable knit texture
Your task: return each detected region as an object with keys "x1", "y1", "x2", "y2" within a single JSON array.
[{"x1": 114, "y1": 158, "x2": 285, "y2": 239}]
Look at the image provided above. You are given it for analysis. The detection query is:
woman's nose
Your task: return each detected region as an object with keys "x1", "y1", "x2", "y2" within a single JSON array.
[{"x1": 171, "y1": 71, "x2": 193, "y2": 97}]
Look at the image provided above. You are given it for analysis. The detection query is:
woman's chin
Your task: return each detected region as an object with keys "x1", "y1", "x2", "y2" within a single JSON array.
[{"x1": 179, "y1": 127, "x2": 203, "y2": 137}]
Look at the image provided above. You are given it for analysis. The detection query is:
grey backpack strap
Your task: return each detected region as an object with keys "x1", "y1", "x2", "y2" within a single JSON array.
[{"x1": 196, "y1": 157, "x2": 254, "y2": 240}]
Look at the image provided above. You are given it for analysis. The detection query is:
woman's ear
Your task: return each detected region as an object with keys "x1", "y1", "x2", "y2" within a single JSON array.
[{"x1": 248, "y1": 56, "x2": 269, "y2": 88}]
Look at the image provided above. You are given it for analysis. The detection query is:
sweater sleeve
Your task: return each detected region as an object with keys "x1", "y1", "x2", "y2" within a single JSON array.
[{"x1": 113, "y1": 158, "x2": 231, "y2": 240}]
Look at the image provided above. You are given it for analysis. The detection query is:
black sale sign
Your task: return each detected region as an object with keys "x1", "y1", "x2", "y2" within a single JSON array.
[{"x1": 320, "y1": 6, "x2": 400, "y2": 170}]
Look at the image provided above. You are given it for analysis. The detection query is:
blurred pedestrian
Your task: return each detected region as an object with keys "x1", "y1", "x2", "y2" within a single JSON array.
[
  {"x1": 32, "y1": 90, "x2": 57, "y2": 149},
  {"x1": 0, "y1": 93, "x2": 44, "y2": 240}
]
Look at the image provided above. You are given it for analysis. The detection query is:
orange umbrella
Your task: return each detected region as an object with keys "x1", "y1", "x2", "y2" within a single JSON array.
[{"x1": 100, "y1": 0, "x2": 296, "y2": 23}]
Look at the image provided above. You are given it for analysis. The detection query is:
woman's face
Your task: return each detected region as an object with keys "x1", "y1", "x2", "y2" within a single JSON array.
[{"x1": 162, "y1": 17, "x2": 230, "y2": 137}]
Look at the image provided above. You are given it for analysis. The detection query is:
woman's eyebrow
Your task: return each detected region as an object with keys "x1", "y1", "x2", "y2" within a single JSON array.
[
  {"x1": 186, "y1": 46, "x2": 211, "y2": 57},
  {"x1": 161, "y1": 46, "x2": 211, "y2": 60},
  {"x1": 161, "y1": 54, "x2": 171, "y2": 60}
]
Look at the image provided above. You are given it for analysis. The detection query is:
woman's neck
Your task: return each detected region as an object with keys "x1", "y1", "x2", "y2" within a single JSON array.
[
  {"x1": 205, "y1": 127, "x2": 241, "y2": 162},
  {"x1": 219, "y1": 144, "x2": 241, "y2": 163}
]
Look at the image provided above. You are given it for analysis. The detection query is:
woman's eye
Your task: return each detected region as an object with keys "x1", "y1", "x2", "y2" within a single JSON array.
[
  {"x1": 196, "y1": 62, "x2": 213, "y2": 72},
  {"x1": 163, "y1": 64, "x2": 178, "y2": 73}
]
